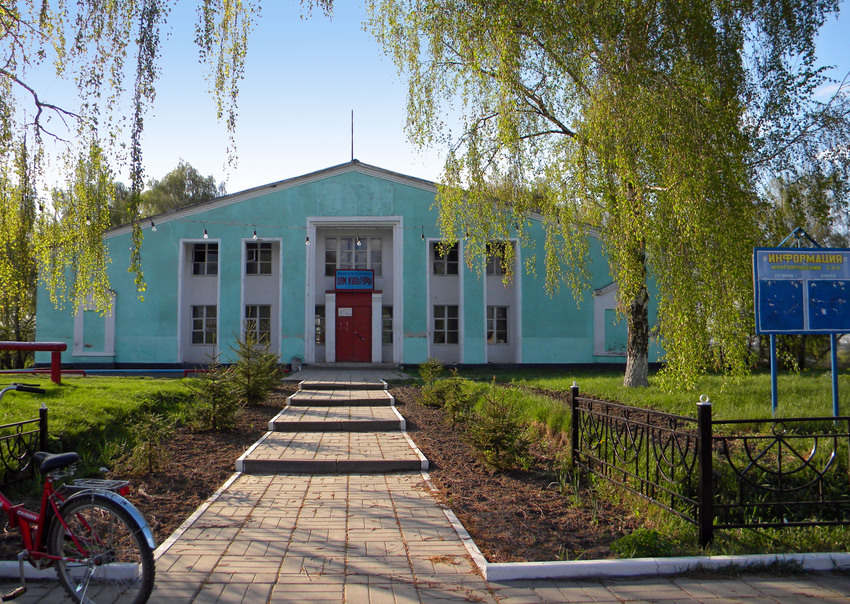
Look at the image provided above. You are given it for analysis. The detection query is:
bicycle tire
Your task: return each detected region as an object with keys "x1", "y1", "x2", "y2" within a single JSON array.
[{"x1": 47, "y1": 494, "x2": 155, "y2": 603}]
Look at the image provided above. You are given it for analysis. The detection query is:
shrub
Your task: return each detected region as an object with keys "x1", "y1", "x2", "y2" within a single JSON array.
[
  {"x1": 122, "y1": 410, "x2": 174, "y2": 475},
  {"x1": 184, "y1": 357, "x2": 242, "y2": 430},
  {"x1": 419, "y1": 357, "x2": 445, "y2": 387},
  {"x1": 230, "y1": 333, "x2": 282, "y2": 406},
  {"x1": 468, "y1": 380, "x2": 530, "y2": 470},
  {"x1": 440, "y1": 369, "x2": 475, "y2": 425}
]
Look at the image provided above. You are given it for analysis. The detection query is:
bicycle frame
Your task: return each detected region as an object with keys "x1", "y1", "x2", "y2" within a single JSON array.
[{"x1": 0, "y1": 469, "x2": 71, "y2": 566}]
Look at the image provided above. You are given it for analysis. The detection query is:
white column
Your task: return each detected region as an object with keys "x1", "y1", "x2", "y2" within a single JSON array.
[
  {"x1": 325, "y1": 292, "x2": 336, "y2": 363},
  {"x1": 372, "y1": 292, "x2": 382, "y2": 363}
]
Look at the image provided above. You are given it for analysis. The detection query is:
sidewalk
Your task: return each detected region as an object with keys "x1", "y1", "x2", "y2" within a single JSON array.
[{"x1": 3, "y1": 370, "x2": 850, "y2": 602}]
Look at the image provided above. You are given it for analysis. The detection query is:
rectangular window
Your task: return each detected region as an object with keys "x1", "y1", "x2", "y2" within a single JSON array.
[
  {"x1": 325, "y1": 238, "x2": 338, "y2": 277},
  {"x1": 339, "y1": 237, "x2": 354, "y2": 270},
  {"x1": 244, "y1": 305, "x2": 271, "y2": 343},
  {"x1": 246, "y1": 242, "x2": 272, "y2": 275},
  {"x1": 191, "y1": 305, "x2": 217, "y2": 345},
  {"x1": 315, "y1": 305, "x2": 326, "y2": 345},
  {"x1": 382, "y1": 306, "x2": 393, "y2": 344},
  {"x1": 192, "y1": 243, "x2": 218, "y2": 276},
  {"x1": 433, "y1": 305, "x2": 459, "y2": 344},
  {"x1": 487, "y1": 306, "x2": 509, "y2": 344},
  {"x1": 486, "y1": 242, "x2": 508, "y2": 276},
  {"x1": 325, "y1": 236, "x2": 383, "y2": 277},
  {"x1": 370, "y1": 238, "x2": 382, "y2": 277},
  {"x1": 432, "y1": 242, "x2": 459, "y2": 275}
]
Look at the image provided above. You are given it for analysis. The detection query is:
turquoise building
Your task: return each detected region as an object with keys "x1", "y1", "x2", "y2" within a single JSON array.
[{"x1": 35, "y1": 161, "x2": 657, "y2": 368}]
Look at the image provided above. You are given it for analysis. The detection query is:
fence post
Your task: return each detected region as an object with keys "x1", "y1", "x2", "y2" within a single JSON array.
[
  {"x1": 697, "y1": 396, "x2": 714, "y2": 548},
  {"x1": 570, "y1": 382, "x2": 579, "y2": 469},
  {"x1": 39, "y1": 403, "x2": 48, "y2": 453}
]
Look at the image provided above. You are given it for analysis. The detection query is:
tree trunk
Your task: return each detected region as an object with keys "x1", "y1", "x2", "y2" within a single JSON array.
[{"x1": 623, "y1": 284, "x2": 650, "y2": 387}]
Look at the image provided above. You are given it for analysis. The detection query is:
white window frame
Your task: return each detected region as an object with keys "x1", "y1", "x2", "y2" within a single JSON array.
[
  {"x1": 192, "y1": 243, "x2": 219, "y2": 276},
  {"x1": 433, "y1": 304, "x2": 459, "y2": 345},
  {"x1": 191, "y1": 305, "x2": 218, "y2": 345},
  {"x1": 487, "y1": 305, "x2": 509, "y2": 344},
  {"x1": 244, "y1": 304, "x2": 272, "y2": 343},
  {"x1": 245, "y1": 242, "x2": 272, "y2": 275}
]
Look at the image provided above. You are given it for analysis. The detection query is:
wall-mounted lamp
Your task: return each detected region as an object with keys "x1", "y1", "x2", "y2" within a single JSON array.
[
  {"x1": 203, "y1": 225, "x2": 209, "y2": 239},
  {"x1": 305, "y1": 235, "x2": 311, "y2": 245},
  {"x1": 421, "y1": 226, "x2": 425, "y2": 241},
  {"x1": 150, "y1": 219, "x2": 157, "y2": 232},
  {"x1": 252, "y1": 229, "x2": 258, "y2": 240}
]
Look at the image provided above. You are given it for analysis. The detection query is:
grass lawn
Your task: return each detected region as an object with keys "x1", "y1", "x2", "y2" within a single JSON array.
[
  {"x1": 0, "y1": 376, "x2": 191, "y2": 471},
  {"x1": 434, "y1": 365, "x2": 850, "y2": 557},
  {"x1": 458, "y1": 366, "x2": 850, "y2": 420}
]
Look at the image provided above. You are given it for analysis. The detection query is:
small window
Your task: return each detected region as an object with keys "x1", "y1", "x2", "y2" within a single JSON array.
[
  {"x1": 371, "y1": 238, "x2": 383, "y2": 277},
  {"x1": 192, "y1": 243, "x2": 218, "y2": 276},
  {"x1": 325, "y1": 236, "x2": 383, "y2": 277},
  {"x1": 325, "y1": 238, "x2": 337, "y2": 277},
  {"x1": 382, "y1": 306, "x2": 393, "y2": 344},
  {"x1": 487, "y1": 306, "x2": 509, "y2": 344},
  {"x1": 433, "y1": 305, "x2": 459, "y2": 344},
  {"x1": 246, "y1": 242, "x2": 272, "y2": 275},
  {"x1": 432, "y1": 242, "x2": 459, "y2": 275},
  {"x1": 315, "y1": 305, "x2": 326, "y2": 345},
  {"x1": 191, "y1": 305, "x2": 217, "y2": 344},
  {"x1": 486, "y1": 242, "x2": 508, "y2": 276},
  {"x1": 244, "y1": 305, "x2": 271, "y2": 343}
]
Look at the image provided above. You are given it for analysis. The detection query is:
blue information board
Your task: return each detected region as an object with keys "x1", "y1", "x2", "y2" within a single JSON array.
[{"x1": 753, "y1": 248, "x2": 850, "y2": 334}]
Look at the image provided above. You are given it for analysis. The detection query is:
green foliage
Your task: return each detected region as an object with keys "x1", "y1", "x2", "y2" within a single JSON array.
[
  {"x1": 37, "y1": 141, "x2": 117, "y2": 310},
  {"x1": 0, "y1": 1, "x2": 332, "y2": 307},
  {"x1": 0, "y1": 140, "x2": 37, "y2": 369},
  {"x1": 468, "y1": 380, "x2": 530, "y2": 470},
  {"x1": 230, "y1": 333, "x2": 282, "y2": 406},
  {"x1": 441, "y1": 370, "x2": 476, "y2": 425},
  {"x1": 419, "y1": 358, "x2": 475, "y2": 422},
  {"x1": 611, "y1": 529, "x2": 674, "y2": 559},
  {"x1": 418, "y1": 357, "x2": 445, "y2": 387},
  {"x1": 139, "y1": 160, "x2": 226, "y2": 217},
  {"x1": 183, "y1": 358, "x2": 242, "y2": 431},
  {"x1": 122, "y1": 410, "x2": 175, "y2": 475},
  {"x1": 368, "y1": 0, "x2": 850, "y2": 388}
]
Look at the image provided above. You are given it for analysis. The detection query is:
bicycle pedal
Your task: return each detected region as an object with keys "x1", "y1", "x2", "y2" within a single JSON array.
[{"x1": 1, "y1": 586, "x2": 26, "y2": 601}]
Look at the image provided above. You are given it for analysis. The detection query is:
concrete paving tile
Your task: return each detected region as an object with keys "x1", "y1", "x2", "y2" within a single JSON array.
[{"x1": 143, "y1": 378, "x2": 850, "y2": 604}]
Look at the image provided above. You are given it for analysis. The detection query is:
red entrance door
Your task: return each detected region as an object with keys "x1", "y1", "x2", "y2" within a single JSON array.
[{"x1": 336, "y1": 293, "x2": 371, "y2": 362}]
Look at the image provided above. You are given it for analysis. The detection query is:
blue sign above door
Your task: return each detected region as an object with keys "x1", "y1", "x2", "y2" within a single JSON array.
[{"x1": 335, "y1": 270, "x2": 374, "y2": 290}]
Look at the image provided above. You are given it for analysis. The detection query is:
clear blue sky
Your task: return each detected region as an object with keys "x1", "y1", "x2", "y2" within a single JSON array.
[{"x1": 40, "y1": 1, "x2": 850, "y2": 194}]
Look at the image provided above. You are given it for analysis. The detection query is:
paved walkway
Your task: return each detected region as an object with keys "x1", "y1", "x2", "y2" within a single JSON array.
[{"x1": 4, "y1": 368, "x2": 850, "y2": 602}]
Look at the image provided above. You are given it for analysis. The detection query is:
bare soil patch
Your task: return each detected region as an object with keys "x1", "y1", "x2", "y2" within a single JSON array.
[{"x1": 1, "y1": 383, "x2": 635, "y2": 563}]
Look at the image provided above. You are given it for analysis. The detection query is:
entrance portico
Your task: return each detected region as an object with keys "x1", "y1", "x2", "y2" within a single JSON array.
[{"x1": 305, "y1": 216, "x2": 402, "y2": 364}]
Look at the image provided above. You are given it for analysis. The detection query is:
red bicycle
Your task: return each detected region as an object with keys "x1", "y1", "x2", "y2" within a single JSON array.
[{"x1": 0, "y1": 383, "x2": 155, "y2": 603}]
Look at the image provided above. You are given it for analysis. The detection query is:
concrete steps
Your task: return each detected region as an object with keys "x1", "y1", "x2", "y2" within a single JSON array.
[
  {"x1": 268, "y1": 405, "x2": 405, "y2": 432},
  {"x1": 288, "y1": 389, "x2": 394, "y2": 407},
  {"x1": 236, "y1": 380, "x2": 427, "y2": 474}
]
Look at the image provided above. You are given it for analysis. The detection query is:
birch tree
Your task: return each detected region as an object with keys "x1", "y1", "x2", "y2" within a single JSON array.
[
  {"x1": 0, "y1": 0, "x2": 331, "y2": 313},
  {"x1": 369, "y1": 0, "x2": 850, "y2": 387}
]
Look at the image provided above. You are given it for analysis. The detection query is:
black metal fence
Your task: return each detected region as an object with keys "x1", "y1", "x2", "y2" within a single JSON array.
[
  {"x1": 569, "y1": 385, "x2": 850, "y2": 546},
  {"x1": 0, "y1": 406, "x2": 48, "y2": 485}
]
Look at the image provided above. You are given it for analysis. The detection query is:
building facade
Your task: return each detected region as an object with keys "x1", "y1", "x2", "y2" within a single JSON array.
[{"x1": 35, "y1": 161, "x2": 660, "y2": 367}]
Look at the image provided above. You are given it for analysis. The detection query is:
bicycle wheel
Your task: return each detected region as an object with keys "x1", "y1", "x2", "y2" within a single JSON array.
[{"x1": 47, "y1": 494, "x2": 155, "y2": 604}]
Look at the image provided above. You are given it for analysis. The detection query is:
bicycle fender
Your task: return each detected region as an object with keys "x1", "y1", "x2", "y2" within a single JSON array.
[{"x1": 63, "y1": 490, "x2": 157, "y2": 550}]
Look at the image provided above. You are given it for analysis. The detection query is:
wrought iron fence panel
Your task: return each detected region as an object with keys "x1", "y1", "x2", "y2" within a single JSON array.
[
  {"x1": 712, "y1": 417, "x2": 850, "y2": 528},
  {"x1": 573, "y1": 396, "x2": 701, "y2": 524},
  {"x1": 0, "y1": 417, "x2": 42, "y2": 484}
]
